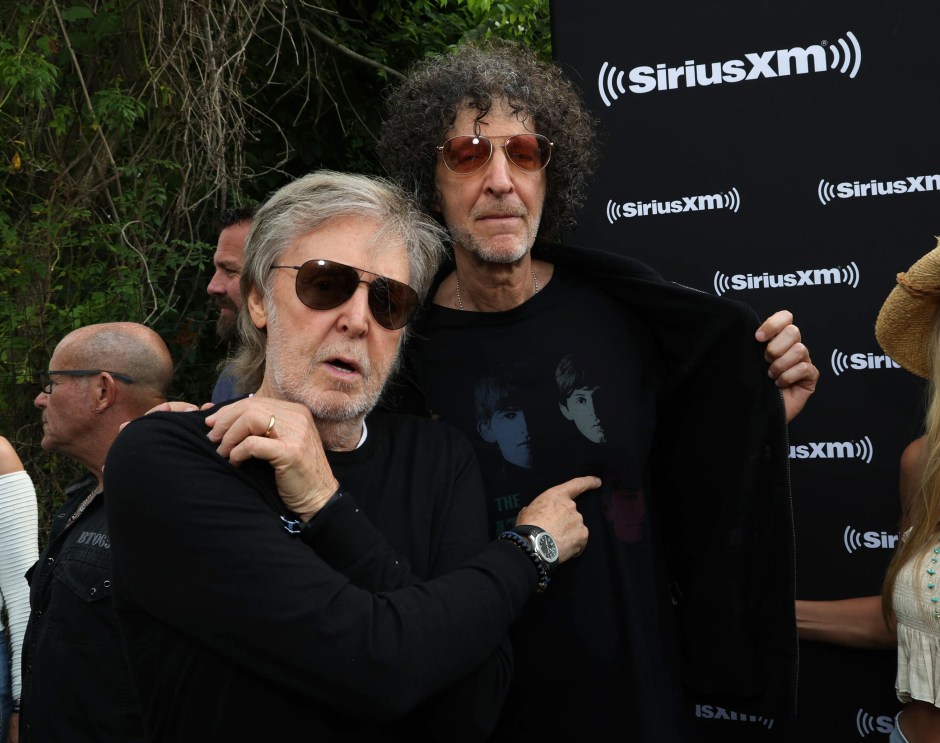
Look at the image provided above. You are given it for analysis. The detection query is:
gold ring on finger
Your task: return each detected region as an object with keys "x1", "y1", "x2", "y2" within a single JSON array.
[{"x1": 264, "y1": 415, "x2": 276, "y2": 437}]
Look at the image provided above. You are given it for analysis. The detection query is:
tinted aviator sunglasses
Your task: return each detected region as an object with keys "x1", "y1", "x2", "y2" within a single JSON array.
[
  {"x1": 437, "y1": 133, "x2": 553, "y2": 175},
  {"x1": 270, "y1": 259, "x2": 419, "y2": 330}
]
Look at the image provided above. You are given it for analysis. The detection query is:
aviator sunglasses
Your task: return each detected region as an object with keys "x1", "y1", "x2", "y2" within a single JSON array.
[
  {"x1": 270, "y1": 259, "x2": 420, "y2": 330},
  {"x1": 437, "y1": 133, "x2": 553, "y2": 175}
]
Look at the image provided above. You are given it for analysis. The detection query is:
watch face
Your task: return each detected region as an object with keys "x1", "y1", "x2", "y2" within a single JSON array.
[{"x1": 536, "y1": 532, "x2": 559, "y2": 563}]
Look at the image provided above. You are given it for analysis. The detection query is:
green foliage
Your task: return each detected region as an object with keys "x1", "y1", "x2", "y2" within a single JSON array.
[
  {"x1": 0, "y1": 41, "x2": 59, "y2": 105},
  {"x1": 1, "y1": 0, "x2": 554, "y2": 538}
]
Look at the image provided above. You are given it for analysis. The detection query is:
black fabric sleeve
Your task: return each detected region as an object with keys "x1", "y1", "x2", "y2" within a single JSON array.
[
  {"x1": 105, "y1": 412, "x2": 533, "y2": 722},
  {"x1": 296, "y1": 416, "x2": 514, "y2": 739},
  {"x1": 300, "y1": 495, "x2": 420, "y2": 589},
  {"x1": 374, "y1": 419, "x2": 514, "y2": 741}
]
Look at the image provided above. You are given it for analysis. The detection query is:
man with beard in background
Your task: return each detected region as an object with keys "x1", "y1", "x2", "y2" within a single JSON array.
[{"x1": 207, "y1": 205, "x2": 257, "y2": 403}]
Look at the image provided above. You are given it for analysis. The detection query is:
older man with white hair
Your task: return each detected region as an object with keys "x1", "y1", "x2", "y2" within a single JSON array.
[{"x1": 105, "y1": 171, "x2": 593, "y2": 741}]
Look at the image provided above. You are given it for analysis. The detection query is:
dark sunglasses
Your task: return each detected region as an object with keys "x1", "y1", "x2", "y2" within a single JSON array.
[
  {"x1": 36, "y1": 369, "x2": 136, "y2": 394},
  {"x1": 270, "y1": 259, "x2": 419, "y2": 331},
  {"x1": 437, "y1": 133, "x2": 553, "y2": 175}
]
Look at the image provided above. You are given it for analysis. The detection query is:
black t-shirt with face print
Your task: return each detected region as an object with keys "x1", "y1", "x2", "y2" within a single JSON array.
[{"x1": 412, "y1": 268, "x2": 689, "y2": 741}]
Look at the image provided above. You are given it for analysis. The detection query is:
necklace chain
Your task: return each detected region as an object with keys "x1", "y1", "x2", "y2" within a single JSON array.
[
  {"x1": 66, "y1": 484, "x2": 103, "y2": 529},
  {"x1": 455, "y1": 269, "x2": 540, "y2": 310}
]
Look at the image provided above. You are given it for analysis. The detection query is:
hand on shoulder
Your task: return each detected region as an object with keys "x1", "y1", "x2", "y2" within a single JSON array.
[{"x1": 205, "y1": 396, "x2": 339, "y2": 521}]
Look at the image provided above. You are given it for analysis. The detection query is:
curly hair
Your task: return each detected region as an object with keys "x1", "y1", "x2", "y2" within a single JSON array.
[{"x1": 379, "y1": 39, "x2": 597, "y2": 239}]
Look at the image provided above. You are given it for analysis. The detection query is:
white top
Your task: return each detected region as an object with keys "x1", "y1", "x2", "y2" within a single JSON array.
[
  {"x1": 894, "y1": 529, "x2": 940, "y2": 706},
  {"x1": 0, "y1": 471, "x2": 39, "y2": 702}
]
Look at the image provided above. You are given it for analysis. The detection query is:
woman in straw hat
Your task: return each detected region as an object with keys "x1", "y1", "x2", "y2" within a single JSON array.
[
  {"x1": 795, "y1": 241, "x2": 940, "y2": 740},
  {"x1": 874, "y1": 237, "x2": 940, "y2": 743}
]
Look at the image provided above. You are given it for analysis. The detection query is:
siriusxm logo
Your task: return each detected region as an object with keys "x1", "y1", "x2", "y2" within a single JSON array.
[
  {"x1": 818, "y1": 174, "x2": 940, "y2": 205},
  {"x1": 789, "y1": 436, "x2": 873, "y2": 463},
  {"x1": 713, "y1": 263, "x2": 859, "y2": 295},
  {"x1": 599, "y1": 31, "x2": 861, "y2": 105},
  {"x1": 844, "y1": 526, "x2": 899, "y2": 554},
  {"x1": 694, "y1": 704, "x2": 774, "y2": 730},
  {"x1": 607, "y1": 188, "x2": 739, "y2": 223},
  {"x1": 856, "y1": 708, "x2": 895, "y2": 737},
  {"x1": 831, "y1": 349, "x2": 900, "y2": 376}
]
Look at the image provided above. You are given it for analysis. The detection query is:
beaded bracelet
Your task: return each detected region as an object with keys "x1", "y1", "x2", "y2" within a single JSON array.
[{"x1": 498, "y1": 530, "x2": 551, "y2": 593}]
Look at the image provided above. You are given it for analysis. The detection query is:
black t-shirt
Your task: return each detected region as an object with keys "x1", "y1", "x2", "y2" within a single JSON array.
[{"x1": 412, "y1": 268, "x2": 689, "y2": 741}]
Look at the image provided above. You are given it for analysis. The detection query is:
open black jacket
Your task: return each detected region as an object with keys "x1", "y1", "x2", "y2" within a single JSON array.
[{"x1": 397, "y1": 240, "x2": 798, "y2": 723}]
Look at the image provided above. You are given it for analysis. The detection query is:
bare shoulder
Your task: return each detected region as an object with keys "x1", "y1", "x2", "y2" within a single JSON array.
[
  {"x1": 900, "y1": 436, "x2": 926, "y2": 480},
  {"x1": 899, "y1": 436, "x2": 926, "y2": 522},
  {"x1": 0, "y1": 437, "x2": 24, "y2": 476}
]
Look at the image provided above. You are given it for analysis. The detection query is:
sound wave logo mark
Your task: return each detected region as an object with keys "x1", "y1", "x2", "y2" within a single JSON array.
[
  {"x1": 844, "y1": 527, "x2": 864, "y2": 554},
  {"x1": 606, "y1": 200, "x2": 622, "y2": 223},
  {"x1": 818, "y1": 179, "x2": 837, "y2": 204},
  {"x1": 831, "y1": 349, "x2": 849, "y2": 375},
  {"x1": 606, "y1": 188, "x2": 741, "y2": 223},
  {"x1": 712, "y1": 262, "x2": 860, "y2": 295},
  {"x1": 598, "y1": 62, "x2": 626, "y2": 107},
  {"x1": 855, "y1": 436, "x2": 874, "y2": 464},
  {"x1": 831, "y1": 32, "x2": 863, "y2": 78},
  {"x1": 713, "y1": 272, "x2": 730, "y2": 296},
  {"x1": 723, "y1": 188, "x2": 740, "y2": 213},
  {"x1": 856, "y1": 709, "x2": 878, "y2": 737},
  {"x1": 843, "y1": 262, "x2": 860, "y2": 288},
  {"x1": 598, "y1": 31, "x2": 861, "y2": 106},
  {"x1": 818, "y1": 174, "x2": 940, "y2": 205}
]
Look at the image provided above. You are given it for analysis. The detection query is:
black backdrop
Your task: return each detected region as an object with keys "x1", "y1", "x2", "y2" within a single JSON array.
[{"x1": 551, "y1": 2, "x2": 939, "y2": 740}]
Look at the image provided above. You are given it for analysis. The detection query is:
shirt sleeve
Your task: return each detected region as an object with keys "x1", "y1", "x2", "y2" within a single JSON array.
[
  {"x1": 397, "y1": 429, "x2": 514, "y2": 741},
  {"x1": 105, "y1": 413, "x2": 534, "y2": 722},
  {"x1": 0, "y1": 471, "x2": 39, "y2": 702}
]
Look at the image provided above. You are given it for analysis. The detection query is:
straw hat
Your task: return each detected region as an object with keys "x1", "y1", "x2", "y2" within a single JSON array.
[{"x1": 875, "y1": 237, "x2": 940, "y2": 379}]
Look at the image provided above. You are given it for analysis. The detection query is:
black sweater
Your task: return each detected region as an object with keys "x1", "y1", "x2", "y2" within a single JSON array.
[{"x1": 105, "y1": 410, "x2": 531, "y2": 741}]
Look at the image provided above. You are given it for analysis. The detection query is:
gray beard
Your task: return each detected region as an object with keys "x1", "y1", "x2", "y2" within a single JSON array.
[
  {"x1": 216, "y1": 312, "x2": 238, "y2": 342},
  {"x1": 449, "y1": 224, "x2": 532, "y2": 264}
]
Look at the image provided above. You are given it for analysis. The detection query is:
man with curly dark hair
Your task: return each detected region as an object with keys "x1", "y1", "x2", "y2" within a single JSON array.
[
  {"x1": 380, "y1": 40, "x2": 596, "y2": 243},
  {"x1": 381, "y1": 39, "x2": 818, "y2": 740}
]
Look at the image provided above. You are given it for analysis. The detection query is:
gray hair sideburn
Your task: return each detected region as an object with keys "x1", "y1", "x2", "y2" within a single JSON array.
[{"x1": 229, "y1": 170, "x2": 447, "y2": 393}]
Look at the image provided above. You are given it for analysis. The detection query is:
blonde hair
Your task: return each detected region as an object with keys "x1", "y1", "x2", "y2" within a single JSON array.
[{"x1": 883, "y1": 308, "x2": 940, "y2": 620}]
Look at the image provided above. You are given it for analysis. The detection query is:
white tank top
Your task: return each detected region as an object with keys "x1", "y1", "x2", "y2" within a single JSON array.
[{"x1": 893, "y1": 529, "x2": 940, "y2": 706}]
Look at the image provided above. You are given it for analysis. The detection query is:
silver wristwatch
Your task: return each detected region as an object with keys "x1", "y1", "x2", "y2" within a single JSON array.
[{"x1": 511, "y1": 524, "x2": 560, "y2": 573}]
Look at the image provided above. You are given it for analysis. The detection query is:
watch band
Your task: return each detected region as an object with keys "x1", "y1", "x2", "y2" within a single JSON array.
[
  {"x1": 511, "y1": 524, "x2": 559, "y2": 573},
  {"x1": 498, "y1": 530, "x2": 551, "y2": 593}
]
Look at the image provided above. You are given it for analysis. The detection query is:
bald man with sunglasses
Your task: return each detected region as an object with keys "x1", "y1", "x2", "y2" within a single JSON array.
[
  {"x1": 379, "y1": 40, "x2": 818, "y2": 740},
  {"x1": 104, "y1": 171, "x2": 594, "y2": 741},
  {"x1": 22, "y1": 322, "x2": 172, "y2": 743}
]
